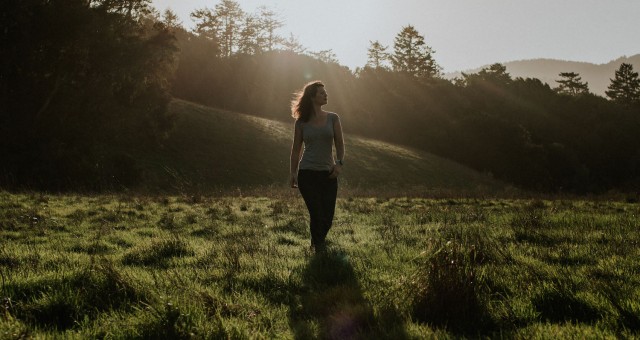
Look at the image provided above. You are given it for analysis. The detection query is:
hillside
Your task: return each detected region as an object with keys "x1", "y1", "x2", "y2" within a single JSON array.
[
  {"x1": 134, "y1": 99, "x2": 507, "y2": 194},
  {"x1": 445, "y1": 54, "x2": 640, "y2": 96}
]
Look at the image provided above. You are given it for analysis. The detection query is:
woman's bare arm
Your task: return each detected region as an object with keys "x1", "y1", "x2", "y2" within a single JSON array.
[
  {"x1": 290, "y1": 121, "x2": 303, "y2": 187},
  {"x1": 329, "y1": 114, "x2": 344, "y2": 178}
]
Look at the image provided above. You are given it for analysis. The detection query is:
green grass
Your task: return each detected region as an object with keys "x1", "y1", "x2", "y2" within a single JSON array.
[
  {"x1": 1, "y1": 191, "x2": 639, "y2": 338},
  {"x1": 131, "y1": 99, "x2": 507, "y2": 194}
]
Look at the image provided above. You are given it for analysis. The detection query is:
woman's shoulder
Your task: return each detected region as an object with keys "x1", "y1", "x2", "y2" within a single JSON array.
[{"x1": 328, "y1": 112, "x2": 340, "y2": 120}]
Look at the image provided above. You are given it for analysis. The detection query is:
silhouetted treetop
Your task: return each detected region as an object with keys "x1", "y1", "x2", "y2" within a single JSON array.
[
  {"x1": 555, "y1": 72, "x2": 589, "y2": 96},
  {"x1": 190, "y1": 1, "x2": 285, "y2": 57},
  {"x1": 461, "y1": 63, "x2": 512, "y2": 86},
  {"x1": 606, "y1": 63, "x2": 640, "y2": 107},
  {"x1": 391, "y1": 25, "x2": 440, "y2": 78},
  {"x1": 366, "y1": 40, "x2": 390, "y2": 70}
]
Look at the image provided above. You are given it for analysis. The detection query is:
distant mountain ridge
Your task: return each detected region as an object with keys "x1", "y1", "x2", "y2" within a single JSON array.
[{"x1": 444, "y1": 54, "x2": 640, "y2": 96}]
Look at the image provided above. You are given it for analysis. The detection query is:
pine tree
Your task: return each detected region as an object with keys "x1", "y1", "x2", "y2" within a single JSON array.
[
  {"x1": 256, "y1": 6, "x2": 284, "y2": 52},
  {"x1": 308, "y1": 49, "x2": 339, "y2": 64},
  {"x1": 281, "y1": 33, "x2": 306, "y2": 54},
  {"x1": 606, "y1": 63, "x2": 640, "y2": 106},
  {"x1": 237, "y1": 14, "x2": 261, "y2": 55},
  {"x1": 191, "y1": 0, "x2": 244, "y2": 57},
  {"x1": 214, "y1": 0, "x2": 244, "y2": 57},
  {"x1": 555, "y1": 72, "x2": 589, "y2": 96},
  {"x1": 191, "y1": 8, "x2": 223, "y2": 51},
  {"x1": 461, "y1": 63, "x2": 512, "y2": 87},
  {"x1": 366, "y1": 40, "x2": 390, "y2": 69},
  {"x1": 95, "y1": 0, "x2": 152, "y2": 18},
  {"x1": 391, "y1": 25, "x2": 440, "y2": 78}
]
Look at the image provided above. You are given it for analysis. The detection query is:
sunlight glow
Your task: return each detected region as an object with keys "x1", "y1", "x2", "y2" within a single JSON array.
[{"x1": 152, "y1": 0, "x2": 640, "y2": 72}]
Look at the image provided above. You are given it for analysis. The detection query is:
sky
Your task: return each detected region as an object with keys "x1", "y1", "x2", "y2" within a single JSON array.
[{"x1": 151, "y1": 0, "x2": 640, "y2": 73}]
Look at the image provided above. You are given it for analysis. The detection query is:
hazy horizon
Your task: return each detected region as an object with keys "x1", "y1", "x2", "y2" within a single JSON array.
[{"x1": 151, "y1": 0, "x2": 640, "y2": 73}]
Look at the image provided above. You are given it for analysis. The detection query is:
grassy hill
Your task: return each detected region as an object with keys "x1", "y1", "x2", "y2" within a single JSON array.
[{"x1": 134, "y1": 99, "x2": 507, "y2": 194}]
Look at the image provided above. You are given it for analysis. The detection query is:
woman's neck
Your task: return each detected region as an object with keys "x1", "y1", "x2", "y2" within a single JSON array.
[{"x1": 313, "y1": 106, "x2": 324, "y2": 116}]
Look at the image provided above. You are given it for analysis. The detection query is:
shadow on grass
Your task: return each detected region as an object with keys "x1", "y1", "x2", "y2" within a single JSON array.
[
  {"x1": 6, "y1": 260, "x2": 146, "y2": 331},
  {"x1": 288, "y1": 248, "x2": 407, "y2": 339}
]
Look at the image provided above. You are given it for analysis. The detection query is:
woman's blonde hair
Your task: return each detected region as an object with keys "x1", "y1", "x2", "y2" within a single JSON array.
[{"x1": 291, "y1": 81, "x2": 324, "y2": 122}]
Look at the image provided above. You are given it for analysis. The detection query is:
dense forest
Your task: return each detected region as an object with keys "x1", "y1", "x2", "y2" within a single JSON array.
[
  {"x1": 2, "y1": 0, "x2": 640, "y2": 193},
  {"x1": 1, "y1": 0, "x2": 176, "y2": 189}
]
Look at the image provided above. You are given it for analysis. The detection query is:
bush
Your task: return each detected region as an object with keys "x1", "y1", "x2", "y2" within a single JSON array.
[{"x1": 409, "y1": 224, "x2": 498, "y2": 333}]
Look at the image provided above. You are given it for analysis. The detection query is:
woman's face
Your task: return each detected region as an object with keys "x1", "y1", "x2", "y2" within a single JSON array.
[{"x1": 312, "y1": 86, "x2": 328, "y2": 106}]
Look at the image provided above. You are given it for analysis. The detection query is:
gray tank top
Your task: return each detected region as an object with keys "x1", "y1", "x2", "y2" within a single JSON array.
[{"x1": 298, "y1": 112, "x2": 336, "y2": 171}]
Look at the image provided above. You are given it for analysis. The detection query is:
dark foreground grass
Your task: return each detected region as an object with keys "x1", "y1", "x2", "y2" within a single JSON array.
[{"x1": 0, "y1": 191, "x2": 638, "y2": 338}]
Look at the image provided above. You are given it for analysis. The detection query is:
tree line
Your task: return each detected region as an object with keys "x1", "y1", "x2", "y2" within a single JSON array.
[{"x1": 2, "y1": 0, "x2": 639, "y2": 193}]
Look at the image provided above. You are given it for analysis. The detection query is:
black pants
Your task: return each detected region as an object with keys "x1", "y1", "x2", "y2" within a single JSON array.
[{"x1": 298, "y1": 169, "x2": 338, "y2": 248}]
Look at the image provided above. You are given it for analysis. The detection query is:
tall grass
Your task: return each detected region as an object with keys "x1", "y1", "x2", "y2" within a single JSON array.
[{"x1": 0, "y1": 191, "x2": 638, "y2": 338}]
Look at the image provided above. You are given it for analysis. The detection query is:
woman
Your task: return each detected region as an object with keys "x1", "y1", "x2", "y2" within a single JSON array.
[{"x1": 290, "y1": 81, "x2": 345, "y2": 251}]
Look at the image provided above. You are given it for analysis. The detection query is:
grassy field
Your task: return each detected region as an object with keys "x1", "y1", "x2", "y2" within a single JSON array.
[{"x1": 1, "y1": 190, "x2": 639, "y2": 339}]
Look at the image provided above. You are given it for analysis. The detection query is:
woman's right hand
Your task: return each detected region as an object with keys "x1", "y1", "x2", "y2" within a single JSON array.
[{"x1": 290, "y1": 175, "x2": 298, "y2": 188}]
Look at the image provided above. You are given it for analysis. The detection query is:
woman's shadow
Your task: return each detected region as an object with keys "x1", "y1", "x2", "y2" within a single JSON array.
[{"x1": 288, "y1": 248, "x2": 405, "y2": 339}]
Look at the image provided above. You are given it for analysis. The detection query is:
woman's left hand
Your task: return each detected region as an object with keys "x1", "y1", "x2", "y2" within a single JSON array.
[{"x1": 329, "y1": 164, "x2": 342, "y2": 179}]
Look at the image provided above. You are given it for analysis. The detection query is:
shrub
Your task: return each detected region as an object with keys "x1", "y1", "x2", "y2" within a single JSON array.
[{"x1": 409, "y1": 224, "x2": 497, "y2": 333}]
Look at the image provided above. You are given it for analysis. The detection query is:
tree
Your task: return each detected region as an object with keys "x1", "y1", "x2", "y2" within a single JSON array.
[
  {"x1": 191, "y1": 8, "x2": 222, "y2": 46},
  {"x1": 461, "y1": 63, "x2": 512, "y2": 87},
  {"x1": 256, "y1": 6, "x2": 283, "y2": 52},
  {"x1": 391, "y1": 25, "x2": 440, "y2": 78},
  {"x1": 213, "y1": 0, "x2": 244, "y2": 57},
  {"x1": 280, "y1": 33, "x2": 306, "y2": 54},
  {"x1": 191, "y1": 0, "x2": 244, "y2": 58},
  {"x1": 162, "y1": 8, "x2": 183, "y2": 30},
  {"x1": 93, "y1": 0, "x2": 152, "y2": 18},
  {"x1": 308, "y1": 49, "x2": 339, "y2": 64},
  {"x1": 366, "y1": 40, "x2": 390, "y2": 69},
  {"x1": 555, "y1": 72, "x2": 589, "y2": 96},
  {"x1": 237, "y1": 14, "x2": 261, "y2": 55},
  {"x1": 606, "y1": 63, "x2": 640, "y2": 106}
]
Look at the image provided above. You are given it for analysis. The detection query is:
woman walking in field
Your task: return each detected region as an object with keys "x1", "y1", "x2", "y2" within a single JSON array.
[{"x1": 290, "y1": 81, "x2": 345, "y2": 252}]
